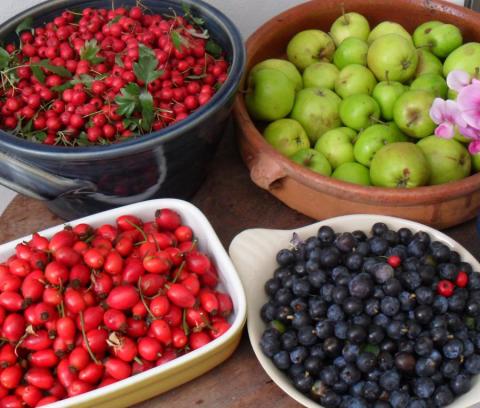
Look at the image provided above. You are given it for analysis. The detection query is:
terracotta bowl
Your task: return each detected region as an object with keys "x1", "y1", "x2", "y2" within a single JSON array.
[{"x1": 233, "y1": 0, "x2": 480, "y2": 230}]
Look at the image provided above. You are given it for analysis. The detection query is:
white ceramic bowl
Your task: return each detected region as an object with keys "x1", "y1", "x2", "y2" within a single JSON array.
[
  {"x1": 0, "y1": 199, "x2": 247, "y2": 408},
  {"x1": 229, "y1": 214, "x2": 480, "y2": 408}
]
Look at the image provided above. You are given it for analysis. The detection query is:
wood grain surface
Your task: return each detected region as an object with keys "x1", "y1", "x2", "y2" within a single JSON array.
[{"x1": 0, "y1": 126, "x2": 479, "y2": 407}]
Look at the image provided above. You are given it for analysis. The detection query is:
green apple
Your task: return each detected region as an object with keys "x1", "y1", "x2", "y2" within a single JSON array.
[
  {"x1": 353, "y1": 124, "x2": 406, "y2": 167},
  {"x1": 245, "y1": 68, "x2": 295, "y2": 121},
  {"x1": 290, "y1": 88, "x2": 342, "y2": 143},
  {"x1": 248, "y1": 59, "x2": 303, "y2": 91},
  {"x1": 372, "y1": 81, "x2": 407, "y2": 121},
  {"x1": 290, "y1": 148, "x2": 332, "y2": 176},
  {"x1": 303, "y1": 62, "x2": 339, "y2": 89},
  {"x1": 287, "y1": 30, "x2": 335, "y2": 71},
  {"x1": 339, "y1": 94, "x2": 380, "y2": 131},
  {"x1": 415, "y1": 49, "x2": 443, "y2": 77},
  {"x1": 428, "y1": 24, "x2": 463, "y2": 58},
  {"x1": 330, "y1": 12, "x2": 370, "y2": 46},
  {"x1": 314, "y1": 127, "x2": 357, "y2": 168},
  {"x1": 263, "y1": 119, "x2": 310, "y2": 156},
  {"x1": 334, "y1": 64, "x2": 377, "y2": 98},
  {"x1": 367, "y1": 34, "x2": 418, "y2": 83},
  {"x1": 417, "y1": 136, "x2": 471, "y2": 185},
  {"x1": 386, "y1": 121, "x2": 408, "y2": 140},
  {"x1": 392, "y1": 90, "x2": 435, "y2": 138},
  {"x1": 413, "y1": 21, "x2": 443, "y2": 48},
  {"x1": 332, "y1": 162, "x2": 371, "y2": 186},
  {"x1": 410, "y1": 73, "x2": 448, "y2": 98},
  {"x1": 370, "y1": 142, "x2": 430, "y2": 188},
  {"x1": 472, "y1": 152, "x2": 480, "y2": 172},
  {"x1": 333, "y1": 37, "x2": 368, "y2": 69},
  {"x1": 443, "y1": 42, "x2": 480, "y2": 77},
  {"x1": 367, "y1": 21, "x2": 412, "y2": 45}
]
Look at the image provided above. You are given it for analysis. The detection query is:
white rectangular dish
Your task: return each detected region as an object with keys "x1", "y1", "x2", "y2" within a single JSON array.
[{"x1": 0, "y1": 198, "x2": 247, "y2": 408}]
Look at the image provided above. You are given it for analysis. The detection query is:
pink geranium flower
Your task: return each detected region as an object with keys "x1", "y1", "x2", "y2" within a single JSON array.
[
  {"x1": 468, "y1": 140, "x2": 480, "y2": 155},
  {"x1": 429, "y1": 98, "x2": 466, "y2": 139},
  {"x1": 457, "y1": 82, "x2": 480, "y2": 131},
  {"x1": 431, "y1": 69, "x2": 480, "y2": 154},
  {"x1": 446, "y1": 70, "x2": 472, "y2": 93}
]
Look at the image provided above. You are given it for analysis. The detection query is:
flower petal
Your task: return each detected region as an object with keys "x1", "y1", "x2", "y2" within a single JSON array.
[
  {"x1": 457, "y1": 83, "x2": 480, "y2": 129},
  {"x1": 445, "y1": 99, "x2": 467, "y2": 128},
  {"x1": 459, "y1": 124, "x2": 480, "y2": 139},
  {"x1": 435, "y1": 122, "x2": 455, "y2": 139},
  {"x1": 429, "y1": 98, "x2": 447, "y2": 124},
  {"x1": 447, "y1": 70, "x2": 472, "y2": 92},
  {"x1": 469, "y1": 140, "x2": 480, "y2": 154}
]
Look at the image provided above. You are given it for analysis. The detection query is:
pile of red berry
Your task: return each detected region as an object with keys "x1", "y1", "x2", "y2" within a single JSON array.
[
  {"x1": 0, "y1": 208, "x2": 233, "y2": 406},
  {"x1": 0, "y1": 5, "x2": 229, "y2": 146}
]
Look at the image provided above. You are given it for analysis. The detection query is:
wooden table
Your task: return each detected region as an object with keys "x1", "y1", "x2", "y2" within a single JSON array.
[{"x1": 1, "y1": 126, "x2": 480, "y2": 407}]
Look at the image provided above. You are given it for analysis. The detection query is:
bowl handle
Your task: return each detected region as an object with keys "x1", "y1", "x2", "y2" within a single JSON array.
[
  {"x1": 0, "y1": 151, "x2": 96, "y2": 201},
  {"x1": 249, "y1": 151, "x2": 287, "y2": 190}
]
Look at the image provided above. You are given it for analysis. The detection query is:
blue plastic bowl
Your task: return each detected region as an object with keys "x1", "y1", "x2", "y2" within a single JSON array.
[{"x1": 0, "y1": 0, "x2": 245, "y2": 219}]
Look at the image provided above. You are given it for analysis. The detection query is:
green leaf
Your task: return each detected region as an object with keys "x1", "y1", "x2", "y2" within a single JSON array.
[
  {"x1": 77, "y1": 131, "x2": 89, "y2": 146},
  {"x1": 139, "y1": 90, "x2": 154, "y2": 131},
  {"x1": 80, "y1": 40, "x2": 105, "y2": 65},
  {"x1": 115, "y1": 83, "x2": 141, "y2": 117},
  {"x1": 22, "y1": 119, "x2": 33, "y2": 133},
  {"x1": 186, "y1": 74, "x2": 206, "y2": 80},
  {"x1": 51, "y1": 74, "x2": 106, "y2": 93},
  {"x1": 138, "y1": 44, "x2": 157, "y2": 61},
  {"x1": 181, "y1": 3, "x2": 191, "y2": 15},
  {"x1": 0, "y1": 47, "x2": 10, "y2": 70},
  {"x1": 115, "y1": 54, "x2": 124, "y2": 68},
  {"x1": 123, "y1": 118, "x2": 141, "y2": 131},
  {"x1": 181, "y1": 2, "x2": 205, "y2": 27},
  {"x1": 171, "y1": 31, "x2": 183, "y2": 52},
  {"x1": 31, "y1": 65, "x2": 45, "y2": 84},
  {"x1": 33, "y1": 131, "x2": 47, "y2": 142},
  {"x1": 34, "y1": 60, "x2": 72, "y2": 78},
  {"x1": 133, "y1": 45, "x2": 163, "y2": 85},
  {"x1": 124, "y1": 82, "x2": 141, "y2": 96},
  {"x1": 107, "y1": 15, "x2": 122, "y2": 26},
  {"x1": 52, "y1": 82, "x2": 73, "y2": 92},
  {"x1": 15, "y1": 16, "x2": 34, "y2": 37},
  {"x1": 205, "y1": 40, "x2": 222, "y2": 58}
]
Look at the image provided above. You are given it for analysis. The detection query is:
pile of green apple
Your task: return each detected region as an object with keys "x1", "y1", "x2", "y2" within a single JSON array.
[{"x1": 245, "y1": 12, "x2": 480, "y2": 187}]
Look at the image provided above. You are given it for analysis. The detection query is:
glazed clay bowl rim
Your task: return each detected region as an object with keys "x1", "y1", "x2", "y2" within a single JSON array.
[
  {"x1": 229, "y1": 214, "x2": 480, "y2": 408},
  {"x1": 0, "y1": 0, "x2": 246, "y2": 160},
  {"x1": 232, "y1": 0, "x2": 480, "y2": 206}
]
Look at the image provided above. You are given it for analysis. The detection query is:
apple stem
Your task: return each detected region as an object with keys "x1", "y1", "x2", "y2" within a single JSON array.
[
  {"x1": 340, "y1": 4, "x2": 349, "y2": 24},
  {"x1": 370, "y1": 116, "x2": 385, "y2": 125},
  {"x1": 385, "y1": 71, "x2": 390, "y2": 85}
]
